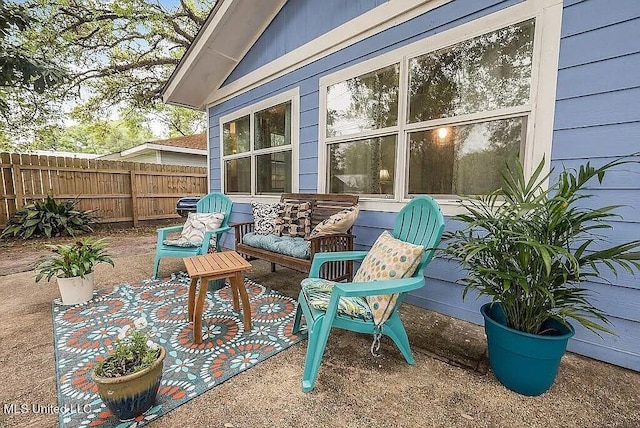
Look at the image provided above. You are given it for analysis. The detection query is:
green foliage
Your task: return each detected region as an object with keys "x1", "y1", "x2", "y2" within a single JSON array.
[
  {"x1": 1, "y1": 195, "x2": 97, "y2": 239},
  {"x1": 34, "y1": 237, "x2": 114, "y2": 282},
  {"x1": 0, "y1": 1, "x2": 67, "y2": 114},
  {"x1": 0, "y1": 0, "x2": 211, "y2": 150},
  {"x1": 94, "y1": 328, "x2": 160, "y2": 378},
  {"x1": 442, "y1": 155, "x2": 640, "y2": 336}
]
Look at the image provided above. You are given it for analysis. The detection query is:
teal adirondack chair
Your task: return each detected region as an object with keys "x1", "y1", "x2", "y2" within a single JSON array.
[
  {"x1": 152, "y1": 193, "x2": 233, "y2": 278},
  {"x1": 292, "y1": 195, "x2": 445, "y2": 392}
]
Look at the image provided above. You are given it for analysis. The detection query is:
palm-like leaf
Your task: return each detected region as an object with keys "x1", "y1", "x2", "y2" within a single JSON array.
[{"x1": 442, "y1": 155, "x2": 640, "y2": 335}]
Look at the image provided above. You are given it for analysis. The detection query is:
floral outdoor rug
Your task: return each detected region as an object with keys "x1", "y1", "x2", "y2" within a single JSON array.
[{"x1": 52, "y1": 272, "x2": 306, "y2": 428}]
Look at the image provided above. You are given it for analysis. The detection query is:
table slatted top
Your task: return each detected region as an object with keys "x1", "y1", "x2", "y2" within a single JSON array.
[{"x1": 183, "y1": 251, "x2": 252, "y2": 278}]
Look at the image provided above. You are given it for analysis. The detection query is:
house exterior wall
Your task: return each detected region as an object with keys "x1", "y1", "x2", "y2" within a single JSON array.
[
  {"x1": 549, "y1": 0, "x2": 640, "y2": 370},
  {"x1": 159, "y1": 151, "x2": 207, "y2": 167},
  {"x1": 207, "y1": 0, "x2": 640, "y2": 371},
  {"x1": 223, "y1": 0, "x2": 388, "y2": 85}
]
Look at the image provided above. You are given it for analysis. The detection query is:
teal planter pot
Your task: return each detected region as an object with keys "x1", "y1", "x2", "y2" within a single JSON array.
[{"x1": 481, "y1": 303, "x2": 575, "y2": 396}]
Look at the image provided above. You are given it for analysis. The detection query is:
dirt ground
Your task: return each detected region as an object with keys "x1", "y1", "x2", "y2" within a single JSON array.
[{"x1": 1, "y1": 225, "x2": 639, "y2": 428}]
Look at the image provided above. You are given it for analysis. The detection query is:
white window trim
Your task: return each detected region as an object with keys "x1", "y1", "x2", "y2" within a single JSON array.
[
  {"x1": 219, "y1": 87, "x2": 300, "y2": 199},
  {"x1": 318, "y1": 0, "x2": 563, "y2": 215}
]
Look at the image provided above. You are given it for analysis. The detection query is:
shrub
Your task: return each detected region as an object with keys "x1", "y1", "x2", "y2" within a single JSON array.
[{"x1": 1, "y1": 195, "x2": 98, "y2": 239}]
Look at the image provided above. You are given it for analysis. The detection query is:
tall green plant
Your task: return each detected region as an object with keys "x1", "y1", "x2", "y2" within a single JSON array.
[
  {"x1": 1, "y1": 194, "x2": 97, "y2": 239},
  {"x1": 442, "y1": 156, "x2": 640, "y2": 335}
]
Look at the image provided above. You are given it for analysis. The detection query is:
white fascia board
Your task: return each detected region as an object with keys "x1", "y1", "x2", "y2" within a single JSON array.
[
  {"x1": 163, "y1": 0, "x2": 287, "y2": 110},
  {"x1": 144, "y1": 144, "x2": 207, "y2": 156},
  {"x1": 205, "y1": 0, "x2": 452, "y2": 107},
  {"x1": 121, "y1": 144, "x2": 206, "y2": 157},
  {"x1": 121, "y1": 144, "x2": 151, "y2": 157}
]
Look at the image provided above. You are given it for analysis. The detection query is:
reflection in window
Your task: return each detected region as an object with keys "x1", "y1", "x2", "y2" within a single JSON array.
[
  {"x1": 256, "y1": 151, "x2": 292, "y2": 194},
  {"x1": 224, "y1": 157, "x2": 251, "y2": 194},
  {"x1": 222, "y1": 116, "x2": 250, "y2": 156},
  {"x1": 326, "y1": 64, "x2": 400, "y2": 137},
  {"x1": 328, "y1": 135, "x2": 396, "y2": 195},
  {"x1": 408, "y1": 19, "x2": 535, "y2": 123},
  {"x1": 255, "y1": 102, "x2": 291, "y2": 150},
  {"x1": 408, "y1": 117, "x2": 525, "y2": 196}
]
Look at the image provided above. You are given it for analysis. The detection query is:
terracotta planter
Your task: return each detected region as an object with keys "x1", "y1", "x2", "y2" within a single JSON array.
[
  {"x1": 57, "y1": 272, "x2": 94, "y2": 305},
  {"x1": 92, "y1": 345, "x2": 165, "y2": 421}
]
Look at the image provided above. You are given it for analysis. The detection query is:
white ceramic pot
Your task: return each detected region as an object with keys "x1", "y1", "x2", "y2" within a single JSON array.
[{"x1": 57, "y1": 272, "x2": 94, "y2": 305}]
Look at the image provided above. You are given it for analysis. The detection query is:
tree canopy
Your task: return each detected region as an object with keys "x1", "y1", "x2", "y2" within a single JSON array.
[{"x1": 1, "y1": 0, "x2": 215, "y2": 152}]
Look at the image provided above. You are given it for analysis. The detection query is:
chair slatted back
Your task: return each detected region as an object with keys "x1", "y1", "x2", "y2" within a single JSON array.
[
  {"x1": 393, "y1": 195, "x2": 445, "y2": 274},
  {"x1": 196, "y1": 193, "x2": 233, "y2": 227}
]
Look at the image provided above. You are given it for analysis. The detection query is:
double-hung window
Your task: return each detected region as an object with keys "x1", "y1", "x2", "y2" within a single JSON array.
[
  {"x1": 319, "y1": 2, "x2": 560, "y2": 211},
  {"x1": 220, "y1": 89, "x2": 299, "y2": 195}
]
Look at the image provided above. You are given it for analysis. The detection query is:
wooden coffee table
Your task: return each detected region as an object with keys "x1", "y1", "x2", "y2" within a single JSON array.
[{"x1": 183, "y1": 251, "x2": 252, "y2": 344}]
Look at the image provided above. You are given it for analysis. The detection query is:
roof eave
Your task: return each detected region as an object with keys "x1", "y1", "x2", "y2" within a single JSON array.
[{"x1": 162, "y1": 0, "x2": 288, "y2": 110}]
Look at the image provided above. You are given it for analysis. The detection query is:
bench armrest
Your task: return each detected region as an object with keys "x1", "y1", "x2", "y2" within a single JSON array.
[
  {"x1": 231, "y1": 221, "x2": 254, "y2": 245},
  {"x1": 307, "y1": 233, "x2": 355, "y2": 257}
]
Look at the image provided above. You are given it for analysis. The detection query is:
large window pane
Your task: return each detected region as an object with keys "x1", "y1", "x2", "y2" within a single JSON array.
[
  {"x1": 328, "y1": 135, "x2": 396, "y2": 195},
  {"x1": 222, "y1": 115, "x2": 250, "y2": 156},
  {"x1": 255, "y1": 102, "x2": 291, "y2": 150},
  {"x1": 256, "y1": 151, "x2": 292, "y2": 194},
  {"x1": 225, "y1": 157, "x2": 251, "y2": 193},
  {"x1": 326, "y1": 64, "x2": 400, "y2": 137},
  {"x1": 408, "y1": 19, "x2": 535, "y2": 123},
  {"x1": 408, "y1": 117, "x2": 524, "y2": 196}
]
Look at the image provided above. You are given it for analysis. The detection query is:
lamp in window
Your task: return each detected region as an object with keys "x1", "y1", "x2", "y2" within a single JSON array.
[
  {"x1": 379, "y1": 168, "x2": 391, "y2": 194},
  {"x1": 437, "y1": 127, "x2": 449, "y2": 140}
]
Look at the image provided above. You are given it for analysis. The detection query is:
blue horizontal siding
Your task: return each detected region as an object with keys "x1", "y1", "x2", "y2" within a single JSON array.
[
  {"x1": 551, "y1": 0, "x2": 640, "y2": 372},
  {"x1": 224, "y1": 0, "x2": 387, "y2": 85},
  {"x1": 556, "y1": 53, "x2": 640, "y2": 100},
  {"x1": 206, "y1": 0, "x2": 640, "y2": 371},
  {"x1": 561, "y1": 0, "x2": 640, "y2": 38},
  {"x1": 552, "y1": 123, "x2": 640, "y2": 159},
  {"x1": 558, "y1": 17, "x2": 640, "y2": 69}
]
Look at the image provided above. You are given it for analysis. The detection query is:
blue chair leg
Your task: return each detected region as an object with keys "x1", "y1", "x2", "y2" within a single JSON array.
[
  {"x1": 384, "y1": 313, "x2": 415, "y2": 365},
  {"x1": 293, "y1": 302, "x2": 304, "y2": 334},
  {"x1": 302, "y1": 314, "x2": 334, "y2": 392},
  {"x1": 153, "y1": 254, "x2": 162, "y2": 279}
]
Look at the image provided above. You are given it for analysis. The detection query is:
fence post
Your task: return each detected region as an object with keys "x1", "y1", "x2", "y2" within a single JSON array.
[
  {"x1": 130, "y1": 170, "x2": 139, "y2": 227},
  {"x1": 12, "y1": 164, "x2": 23, "y2": 210}
]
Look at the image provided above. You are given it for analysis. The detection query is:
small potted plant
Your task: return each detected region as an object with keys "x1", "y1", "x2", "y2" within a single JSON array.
[
  {"x1": 442, "y1": 156, "x2": 640, "y2": 396},
  {"x1": 34, "y1": 237, "x2": 114, "y2": 305},
  {"x1": 92, "y1": 316, "x2": 165, "y2": 421}
]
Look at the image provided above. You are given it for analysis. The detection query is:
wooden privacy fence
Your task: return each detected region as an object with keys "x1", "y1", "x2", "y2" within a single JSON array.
[{"x1": 0, "y1": 152, "x2": 208, "y2": 228}]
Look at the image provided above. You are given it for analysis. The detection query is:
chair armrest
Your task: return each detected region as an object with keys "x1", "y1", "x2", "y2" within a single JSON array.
[
  {"x1": 309, "y1": 251, "x2": 368, "y2": 278},
  {"x1": 200, "y1": 226, "x2": 231, "y2": 253},
  {"x1": 156, "y1": 225, "x2": 184, "y2": 240},
  {"x1": 333, "y1": 277, "x2": 425, "y2": 298}
]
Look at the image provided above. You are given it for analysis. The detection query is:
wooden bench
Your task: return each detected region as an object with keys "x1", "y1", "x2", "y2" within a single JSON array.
[{"x1": 232, "y1": 193, "x2": 359, "y2": 282}]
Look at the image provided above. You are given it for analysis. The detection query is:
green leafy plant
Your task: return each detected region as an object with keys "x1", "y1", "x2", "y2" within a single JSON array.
[
  {"x1": 34, "y1": 238, "x2": 114, "y2": 282},
  {"x1": 94, "y1": 316, "x2": 160, "y2": 378},
  {"x1": 442, "y1": 156, "x2": 640, "y2": 336},
  {"x1": 1, "y1": 194, "x2": 98, "y2": 239}
]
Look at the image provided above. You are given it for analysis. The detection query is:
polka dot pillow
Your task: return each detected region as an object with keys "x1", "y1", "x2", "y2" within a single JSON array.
[{"x1": 353, "y1": 231, "x2": 424, "y2": 325}]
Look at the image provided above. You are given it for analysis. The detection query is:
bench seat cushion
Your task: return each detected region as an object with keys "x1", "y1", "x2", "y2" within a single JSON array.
[{"x1": 242, "y1": 232, "x2": 311, "y2": 259}]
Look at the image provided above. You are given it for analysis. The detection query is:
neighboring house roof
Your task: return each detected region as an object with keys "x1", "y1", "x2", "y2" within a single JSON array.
[
  {"x1": 98, "y1": 134, "x2": 208, "y2": 161},
  {"x1": 162, "y1": 0, "x2": 287, "y2": 110}
]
